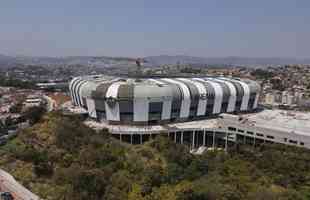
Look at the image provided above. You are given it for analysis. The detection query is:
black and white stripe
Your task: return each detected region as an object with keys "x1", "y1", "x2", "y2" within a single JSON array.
[{"x1": 69, "y1": 76, "x2": 260, "y2": 124}]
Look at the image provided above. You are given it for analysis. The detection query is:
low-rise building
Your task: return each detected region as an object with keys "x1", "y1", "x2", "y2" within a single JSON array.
[
  {"x1": 24, "y1": 95, "x2": 42, "y2": 108},
  {"x1": 220, "y1": 109, "x2": 310, "y2": 148}
]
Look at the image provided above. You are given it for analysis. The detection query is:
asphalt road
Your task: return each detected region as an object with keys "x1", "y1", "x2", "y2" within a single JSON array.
[{"x1": 0, "y1": 169, "x2": 40, "y2": 200}]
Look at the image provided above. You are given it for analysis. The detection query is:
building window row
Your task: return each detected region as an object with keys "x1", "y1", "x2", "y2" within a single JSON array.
[
  {"x1": 228, "y1": 127, "x2": 237, "y2": 131},
  {"x1": 289, "y1": 140, "x2": 297, "y2": 144},
  {"x1": 266, "y1": 135, "x2": 274, "y2": 139},
  {"x1": 246, "y1": 131, "x2": 254, "y2": 135}
]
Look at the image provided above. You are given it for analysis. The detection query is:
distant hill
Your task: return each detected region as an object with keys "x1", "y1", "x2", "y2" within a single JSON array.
[
  {"x1": 144, "y1": 55, "x2": 310, "y2": 66},
  {"x1": 0, "y1": 55, "x2": 136, "y2": 67},
  {"x1": 1, "y1": 54, "x2": 310, "y2": 67},
  {"x1": 0, "y1": 54, "x2": 15, "y2": 67}
]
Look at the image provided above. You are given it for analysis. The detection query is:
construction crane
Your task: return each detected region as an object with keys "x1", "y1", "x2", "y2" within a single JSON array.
[{"x1": 135, "y1": 58, "x2": 143, "y2": 77}]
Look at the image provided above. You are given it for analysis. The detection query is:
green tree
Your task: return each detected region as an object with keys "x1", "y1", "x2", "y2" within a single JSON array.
[
  {"x1": 32, "y1": 150, "x2": 54, "y2": 177},
  {"x1": 9, "y1": 101, "x2": 23, "y2": 113},
  {"x1": 22, "y1": 105, "x2": 47, "y2": 125},
  {"x1": 0, "y1": 120, "x2": 6, "y2": 133}
]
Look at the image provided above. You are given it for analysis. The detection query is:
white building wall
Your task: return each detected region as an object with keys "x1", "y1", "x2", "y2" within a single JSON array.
[
  {"x1": 133, "y1": 99, "x2": 149, "y2": 122},
  {"x1": 220, "y1": 118, "x2": 310, "y2": 149},
  {"x1": 161, "y1": 100, "x2": 172, "y2": 120}
]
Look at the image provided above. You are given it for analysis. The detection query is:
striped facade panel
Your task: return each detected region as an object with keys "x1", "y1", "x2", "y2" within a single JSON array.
[
  {"x1": 72, "y1": 79, "x2": 81, "y2": 105},
  {"x1": 74, "y1": 79, "x2": 86, "y2": 106},
  {"x1": 192, "y1": 79, "x2": 215, "y2": 115},
  {"x1": 179, "y1": 78, "x2": 207, "y2": 116},
  {"x1": 204, "y1": 82, "x2": 216, "y2": 115},
  {"x1": 70, "y1": 78, "x2": 83, "y2": 106},
  {"x1": 206, "y1": 80, "x2": 223, "y2": 114},
  {"x1": 81, "y1": 82, "x2": 99, "y2": 114},
  {"x1": 207, "y1": 78, "x2": 230, "y2": 113},
  {"x1": 69, "y1": 78, "x2": 77, "y2": 104},
  {"x1": 215, "y1": 79, "x2": 237, "y2": 112},
  {"x1": 221, "y1": 78, "x2": 244, "y2": 112},
  {"x1": 176, "y1": 78, "x2": 200, "y2": 117},
  {"x1": 69, "y1": 77, "x2": 80, "y2": 103},
  {"x1": 249, "y1": 81, "x2": 260, "y2": 110},
  {"x1": 220, "y1": 78, "x2": 250, "y2": 111},
  {"x1": 91, "y1": 82, "x2": 114, "y2": 120},
  {"x1": 105, "y1": 82, "x2": 123, "y2": 121},
  {"x1": 76, "y1": 80, "x2": 88, "y2": 107},
  {"x1": 86, "y1": 98, "x2": 97, "y2": 118},
  {"x1": 236, "y1": 81, "x2": 250, "y2": 111},
  {"x1": 194, "y1": 78, "x2": 223, "y2": 114},
  {"x1": 80, "y1": 81, "x2": 98, "y2": 100},
  {"x1": 161, "y1": 78, "x2": 191, "y2": 118}
]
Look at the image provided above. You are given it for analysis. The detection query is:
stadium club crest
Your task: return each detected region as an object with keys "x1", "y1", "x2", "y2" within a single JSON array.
[{"x1": 106, "y1": 96, "x2": 117, "y2": 107}]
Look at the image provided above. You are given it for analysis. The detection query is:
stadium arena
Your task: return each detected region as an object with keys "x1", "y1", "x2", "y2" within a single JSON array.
[
  {"x1": 69, "y1": 75, "x2": 260, "y2": 125},
  {"x1": 69, "y1": 76, "x2": 310, "y2": 150}
]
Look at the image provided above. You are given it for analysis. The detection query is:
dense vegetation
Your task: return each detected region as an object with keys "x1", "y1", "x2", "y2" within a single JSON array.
[
  {"x1": 0, "y1": 112, "x2": 310, "y2": 200},
  {"x1": 180, "y1": 67, "x2": 202, "y2": 74},
  {"x1": 0, "y1": 76, "x2": 37, "y2": 89},
  {"x1": 250, "y1": 69, "x2": 275, "y2": 80}
]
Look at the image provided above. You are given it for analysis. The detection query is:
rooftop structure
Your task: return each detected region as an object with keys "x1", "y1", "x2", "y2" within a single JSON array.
[
  {"x1": 241, "y1": 109, "x2": 310, "y2": 137},
  {"x1": 24, "y1": 95, "x2": 42, "y2": 108},
  {"x1": 220, "y1": 109, "x2": 310, "y2": 148}
]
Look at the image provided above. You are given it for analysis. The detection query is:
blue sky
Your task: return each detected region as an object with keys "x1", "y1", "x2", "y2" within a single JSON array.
[{"x1": 1, "y1": 0, "x2": 310, "y2": 58}]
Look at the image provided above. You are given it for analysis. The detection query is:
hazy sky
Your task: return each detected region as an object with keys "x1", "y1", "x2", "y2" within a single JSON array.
[{"x1": 1, "y1": 0, "x2": 310, "y2": 58}]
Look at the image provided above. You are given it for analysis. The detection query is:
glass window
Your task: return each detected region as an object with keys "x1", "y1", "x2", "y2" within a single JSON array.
[
  {"x1": 149, "y1": 102, "x2": 163, "y2": 113},
  {"x1": 119, "y1": 100, "x2": 133, "y2": 113},
  {"x1": 289, "y1": 140, "x2": 297, "y2": 144},
  {"x1": 228, "y1": 127, "x2": 237, "y2": 131}
]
